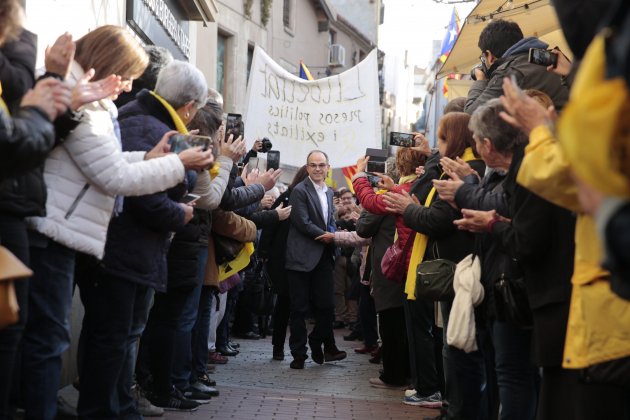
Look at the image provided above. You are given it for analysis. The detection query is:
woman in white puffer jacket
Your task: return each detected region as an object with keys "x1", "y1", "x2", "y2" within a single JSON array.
[{"x1": 20, "y1": 25, "x2": 213, "y2": 420}]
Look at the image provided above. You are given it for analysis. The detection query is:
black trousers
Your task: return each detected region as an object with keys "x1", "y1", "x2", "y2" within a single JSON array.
[
  {"x1": 358, "y1": 284, "x2": 378, "y2": 347},
  {"x1": 404, "y1": 298, "x2": 439, "y2": 397},
  {"x1": 287, "y1": 252, "x2": 335, "y2": 359},
  {"x1": 379, "y1": 306, "x2": 409, "y2": 386}
]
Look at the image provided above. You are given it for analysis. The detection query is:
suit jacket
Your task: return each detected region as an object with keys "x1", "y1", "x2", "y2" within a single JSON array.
[{"x1": 285, "y1": 178, "x2": 336, "y2": 272}]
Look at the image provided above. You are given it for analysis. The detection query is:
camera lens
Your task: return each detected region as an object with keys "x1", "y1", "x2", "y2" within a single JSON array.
[{"x1": 261, "y1": 137, "x2": 273, "y2": 153}]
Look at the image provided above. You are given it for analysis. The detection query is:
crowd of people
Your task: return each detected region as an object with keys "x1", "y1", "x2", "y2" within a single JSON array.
[{"x1": 0, "y1": 0, "x2": 629, "y2": 419}]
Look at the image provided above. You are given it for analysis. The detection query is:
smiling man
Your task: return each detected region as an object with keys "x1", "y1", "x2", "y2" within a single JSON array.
[{"x1": 285, "y1": 150, "x2": 347, "y2": 369}]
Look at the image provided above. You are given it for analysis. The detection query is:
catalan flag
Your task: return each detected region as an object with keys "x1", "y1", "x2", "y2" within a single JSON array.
[
  {"x1": 299, "y1": 60, "x2": 314, "y2": 80},
  {"x1": 439, "y1": 8, "x2": 460, "y2": 63},
  {"x1": 341, "y1": 165, "x2": 358, "y2": 193}
]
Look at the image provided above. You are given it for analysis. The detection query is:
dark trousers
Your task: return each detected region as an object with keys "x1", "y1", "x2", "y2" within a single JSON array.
[
  {"x1": 22, "y1": 234, "x2": 75, "y2": 420},
  {"x1": 287, "y1": 253, "x2": 335, "y2": 359},
  {"x1": 441, "y1": 301, "x2": 487, "y2": 420},
  {"x1": 0, "y1": 216, "x2": 29, "y2": 419},
  {"x1": 136, "y1": 286, "x2": 191, "y2": 395},
  {"x1": 379, "y1": 307, "x2": 409, "y2": 386},
  {"x1": 358, "y1": 284, "x2": 378, "y2": 347},
  {"x1": 271, "y1": 292, "x2": 291, "y2": 348},
  {"x1": 404, "y1": 298, "x2": 439, "y2": 397},
  {"x1": 77, "y1": 268, "x2": 151, "y2": 419}
]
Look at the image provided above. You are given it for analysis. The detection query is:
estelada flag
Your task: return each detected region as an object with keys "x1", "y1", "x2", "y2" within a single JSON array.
[
  {"x1": 299, "y1": 60, "x2": 314, "y2": 80},
  {"x1": 439, "y1": 8, "x2": 460, "y2": 63}
]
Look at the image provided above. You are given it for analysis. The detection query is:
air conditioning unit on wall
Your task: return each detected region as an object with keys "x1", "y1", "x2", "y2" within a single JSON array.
[{"x1": 328, "y1": 44, "x2": 346, "y2": 67}]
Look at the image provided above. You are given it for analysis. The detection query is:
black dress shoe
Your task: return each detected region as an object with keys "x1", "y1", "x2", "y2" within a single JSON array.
[
  {"x1": 237, "y1": 331, "x2": 260, "y2": 340},
  {"x1": 273, "y1": 346, "x2": 285, "y2": 361},
  {"x1": 332, "y1": 321, "x2": 345, "y2": 329},
  {"x1": 309, "y1": 340, "x2": 324, "y2": 364},
  {"x1": 324, "y1": 346, "x2": 347, "y2": 362},
  {"x1": 216, "y1": 345, "x2": 238, "y2": 357},
  {"x1": 290, "y1": 357, "x2": 306, "y2": 369}
]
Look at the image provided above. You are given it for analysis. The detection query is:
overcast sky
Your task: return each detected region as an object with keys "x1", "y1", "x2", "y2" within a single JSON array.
[{"x1": 379, "y1": 0, "x2": 477, "y2": 68}]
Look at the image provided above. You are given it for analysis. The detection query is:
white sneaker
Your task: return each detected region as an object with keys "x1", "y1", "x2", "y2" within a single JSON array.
[
  {"x1": 403, "y1": 390, "x2": 442, "y2": 408},
  {"x1": 132, "y1": 385, "x2": 164, "y2": 417},
  {"x1": 189, "y1": 380, "x2": 219, "y2": 396}
]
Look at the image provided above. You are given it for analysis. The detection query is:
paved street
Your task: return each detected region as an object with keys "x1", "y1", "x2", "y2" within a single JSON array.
[{"x1": 166, "y1": 328, "x2": 438, "y2": 420}]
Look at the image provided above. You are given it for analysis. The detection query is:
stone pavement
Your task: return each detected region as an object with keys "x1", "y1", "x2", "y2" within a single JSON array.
[{"x1": 166, "y1": 328, "x2": 439, "y2": 420}]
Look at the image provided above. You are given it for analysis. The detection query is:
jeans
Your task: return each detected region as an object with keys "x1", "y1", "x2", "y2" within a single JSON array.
[
  {"x1": 172, "y1": 246, "x2": 207, "y2": 390},
  {"x1": 191, "y1": 286, "x2": 213, "y2": 378},
  {"x1": 0, "y1": 216, "x2": 29, "y2": 419},
  {"x1": 490, "y1": 321, "x2": 538, "y2": 420},
  {"x1": 21, "y1": 234, "x2": 75, "y2": 420},
  {"x1": 76, "y1": 267, "x2": 151, "y2": 419},
  {"x1": 403, "y1": 298, "x2": 439, "y2": 397},
  {"x1": 287, "y1": 252, "x2": 335, "y2": 359},
  {"x1": 136, "y1": 286, "x2": 190, "y2": 396},
  {"x1": 441, "y1": 301, "x2": 487, "y2": 420}
]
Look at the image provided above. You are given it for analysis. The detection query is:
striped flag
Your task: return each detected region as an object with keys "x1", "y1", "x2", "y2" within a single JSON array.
[
  {"x1": 299, "y1": 60, "x2": 314, "y2": 80},
  {"x1": 439, "y1": 8, "x2": 460, "y2": 63},
  {"x1": 341, "y1": 165, "x2": 358, "y2": 193}
]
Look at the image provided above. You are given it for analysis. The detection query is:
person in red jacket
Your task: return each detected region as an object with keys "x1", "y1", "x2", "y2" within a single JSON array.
[{"x1": 352, "y1": 148, "x2": 425, "y2": 277}]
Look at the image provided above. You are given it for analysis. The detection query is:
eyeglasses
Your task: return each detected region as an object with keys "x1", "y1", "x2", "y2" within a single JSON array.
[{"x1": 307, "y1": 163, "x2": 328, "y2": 169}]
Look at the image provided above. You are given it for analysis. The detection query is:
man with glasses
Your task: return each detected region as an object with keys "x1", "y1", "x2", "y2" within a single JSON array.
[
  {"x1": 465, "y1": 19, "x2": 568, "y2": 114},
  {"x1": 285, "y1": 150, "x2": 347, "y2": 369}
]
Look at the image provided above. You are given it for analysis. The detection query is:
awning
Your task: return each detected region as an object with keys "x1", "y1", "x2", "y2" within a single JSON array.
[{"x1": 437, "y1": 0, "x2": 570, "y2": 78}]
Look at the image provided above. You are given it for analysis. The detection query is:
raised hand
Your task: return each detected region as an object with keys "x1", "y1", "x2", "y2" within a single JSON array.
[
  {"x1": 356, "y1": 155, "x2": 369, "y2": 173},
  {"x1": 258, "y1": 168, "x2": 282, "y2": 191},
  {"x1": 178, "y1": 147, "x2": 214, "y2": 171},
  {"x1": 220, "y1": 132, "x2": 247, "y2": 162},
  {"x1": 71, "y1": 70, "x2": 123, "y2": 110},
  {"x1": 383, "y1": 190, "x2": 416, "y2": 214},
  {"x1": 411, "y1": 133, "x2": 432, "y2": 156},
  {"x1": 375, "y1": 173, "x2": 395, "y2": 190},
  {"x1": 500, "y1": 76, "x2": 556, "y2": 134},
  {"x1": 21, "y1": 78, "x2": 70, "y2": 121},
  {"x1": 45, "y1": 32, "x2": 74, "y2": 79},
  {"x1": 440, "y1": 156, "x2": 476, "y2": 179},
  {"x1": 432, "y1": 177, "x2": 463, "y2": 209}
]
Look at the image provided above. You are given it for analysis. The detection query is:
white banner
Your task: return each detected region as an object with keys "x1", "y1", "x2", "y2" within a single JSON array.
[{"x1": 244, "y1": 46, "x2": 381, "y2": 168}]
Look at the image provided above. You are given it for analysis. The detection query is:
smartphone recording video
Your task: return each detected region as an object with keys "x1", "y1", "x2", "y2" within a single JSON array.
[
  {"x1": 267, "y1": 150, "x2": 280, "y2": 170},
  {"x1": 168, "y1": 134, "x2": 212, "y2": 153},
  {"x1": 367, "y1": 160, "x2": 387, "y2": 174},
  {"x1": 528, "y1": 48, "x2": 558, "y2": 68},
  {"x1": 389, "y1": 132, "x2": 415, "y2": 147},
  {"x1": 225, "y1": 113, "x2": 244, "y2": 141}
]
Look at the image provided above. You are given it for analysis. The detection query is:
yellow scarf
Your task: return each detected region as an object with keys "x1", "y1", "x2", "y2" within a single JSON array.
[
  {"x1": 404, "y1": 147, "x2": 476, "y2": 300},
  {"x1": 150, "y1": 91, "x2": 220, "y2": 178},
  {"x1": 0, "y1": 83, "x2": 9, "y2": 115}
]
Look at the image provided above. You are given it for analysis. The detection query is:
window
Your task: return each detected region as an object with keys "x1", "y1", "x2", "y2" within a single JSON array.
[
  {"x1": 217, "y1": 34, "x2": 227, "y2": 96},
  {"x1": 283, "y1": 0, "x2": 291, "y2": 27},
  {"x1": 329, "y1": 30, "x2": 337, "y2": 46}
]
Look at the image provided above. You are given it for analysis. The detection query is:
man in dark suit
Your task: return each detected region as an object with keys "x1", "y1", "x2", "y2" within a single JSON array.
[{"x1": 285, "y1": 150, "x2": 347, "y2": 369}]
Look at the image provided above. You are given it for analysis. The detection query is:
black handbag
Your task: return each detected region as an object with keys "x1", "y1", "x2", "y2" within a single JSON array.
[
  {"x1": 415, "y1": 243, "x2": 456, "y2": 301},
  {"x1": 243, "y1": 260, "x2": 275, "y2": 316},
  {"x1": 416, "y1": 259, "x2": 456, "y2": 301},
  {"x1": 494, "y1": 259, "x2": 532, "y2": 329},
  {"x1": 213, "y1": 233, "x2": 244, "y2": 265}
]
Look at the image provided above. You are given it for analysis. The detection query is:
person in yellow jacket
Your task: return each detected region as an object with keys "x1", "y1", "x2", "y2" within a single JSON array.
[{"x1": 499, "y1": 31, "x2": 630, "y2": 393}]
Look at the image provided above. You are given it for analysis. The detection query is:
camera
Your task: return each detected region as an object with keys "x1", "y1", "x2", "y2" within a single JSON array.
[
  {"x1": 470, "y1": 63, "x2": 488, "y2": 81},
  {"x1": 261, "y1": 137, "x2": 273, "y2": 153},
  {"x1": 367, "y1": 175, "x2": 381, "y2": 187},
  {"x1": 168, "y1": 134, "x2": 212, "y2": 153},
  {"x1": 528, "y1": 48, "x2": 558, "y2": 68}
]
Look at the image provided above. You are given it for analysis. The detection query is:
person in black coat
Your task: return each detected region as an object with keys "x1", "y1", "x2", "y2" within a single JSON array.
[
  {"x1": 259, "y1": 165, "x2": 309, "y2": 360},
  {"x1": 384, "y1": 112, "x2": 486, "y2": 415}
]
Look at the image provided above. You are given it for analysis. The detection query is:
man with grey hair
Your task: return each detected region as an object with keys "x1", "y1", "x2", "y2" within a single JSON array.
[{"x1": 285, "y1": 150, "x2": 347, "y2": 369}]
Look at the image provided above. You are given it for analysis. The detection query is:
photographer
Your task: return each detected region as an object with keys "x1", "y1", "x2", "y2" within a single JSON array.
[
  {"x1": 242, "y1": 136, "x2": 273, "y2": 165},
  {"x1": 464, "y1": 19, "x2": 568, "y2": 114}
]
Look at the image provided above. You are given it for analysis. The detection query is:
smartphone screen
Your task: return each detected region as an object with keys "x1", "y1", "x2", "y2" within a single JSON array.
[
  {"x1": 225, "y1": 113, "x2": 243, "y2": 141},
  {"x1": 367, "y1": 160, "x2": 386, "y2": 173},
  {"x1": 168, "y1": 134, "x2": 211, "y2": 153},
  {"x1": 389, "y1": 132, "x2": 415, "y2": 147},
  {"x1": 528, "y1": 48, "x2": 557, "y2": 67},
  {"x1": 267, "y1": 150, "x2": 280, "y2": 170}
]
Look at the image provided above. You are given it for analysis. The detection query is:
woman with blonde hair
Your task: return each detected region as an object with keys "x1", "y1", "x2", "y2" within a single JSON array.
[{"x1": 20, "y1": 25, "x2": 213, "y2": 420}]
